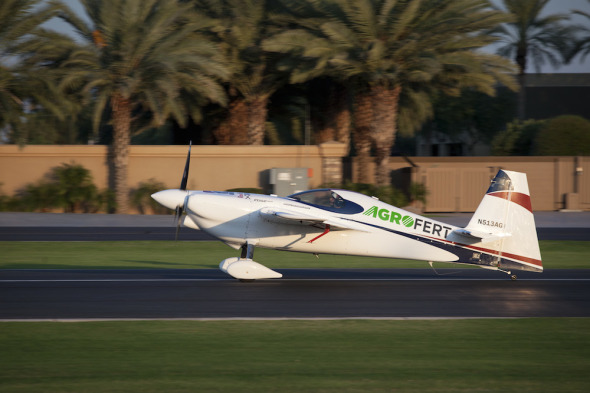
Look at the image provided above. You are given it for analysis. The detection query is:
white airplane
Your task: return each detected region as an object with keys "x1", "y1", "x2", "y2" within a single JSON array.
[{"x1": 152, "y1": 144, "x2": 542, "y2": 281}]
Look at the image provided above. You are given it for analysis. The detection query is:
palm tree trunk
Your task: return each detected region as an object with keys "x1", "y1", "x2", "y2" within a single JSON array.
[
  {"x1": 517, "y1": 73, "x2": 526, "y2": 120},
  {"x1": 248, "y1": 95, "x2": 268, "y2": 145},
  {"x1": 214, "y1": 96, "x2": 249, "y2": 144},
  {"x1": 353, "y1": 89, "x2": 373, "y2": 183},
  {"x1": 316, "y1": 82, "x2": 351, "y2": 151},
  {"x1": 111, "y1": 93, "x2": 131, "y2": 213},
  {"x1": 516, "y1": 46, "x2": 527, "y2": 120},
  {"x1": 333, "y1": 83, "x2": 351, "y2": 150},
  {"x1": 371, "y1": 84, "x2": 401, "y2": 186}
]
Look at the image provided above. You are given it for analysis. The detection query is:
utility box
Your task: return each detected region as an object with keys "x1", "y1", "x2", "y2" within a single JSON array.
[
  {"x1": 269, "y1": 168, "x2": 309, "y2": 196},
  {"x1": 563, "y1": 192, "x2": 581, "y2": 211}
]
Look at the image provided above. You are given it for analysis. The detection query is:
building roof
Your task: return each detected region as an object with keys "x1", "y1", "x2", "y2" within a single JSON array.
[{"x1": 525, "y1": 73, "x2": 590, "y2": 87}]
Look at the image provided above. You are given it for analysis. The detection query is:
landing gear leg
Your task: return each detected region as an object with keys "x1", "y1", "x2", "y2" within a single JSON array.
[
  {"x1": 240, "y1": 243, "x2": 255, "y2": 260},
  {"x1": 238, "y1": 243, "x2": 256, "y2": 282}
]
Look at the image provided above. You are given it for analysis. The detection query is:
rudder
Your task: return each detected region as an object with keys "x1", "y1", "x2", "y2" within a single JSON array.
[{"x1": 455, "y1": 170, "x2": 542, "y2": 272}]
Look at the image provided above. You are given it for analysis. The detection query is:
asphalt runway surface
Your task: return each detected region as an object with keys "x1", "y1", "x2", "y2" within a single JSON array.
[
  {"x1": 0, "y1": 226, "x2": 586, "y2": 241},
  {"x1": 1, "y1": 213, "x2": 588, "y2": 320},
  {"x1": 2, "y1": 269, "x2": 590, "y2": 320}
]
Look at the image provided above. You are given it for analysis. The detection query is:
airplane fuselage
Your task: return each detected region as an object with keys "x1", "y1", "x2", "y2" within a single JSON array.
[
  {"x1": 152, "y1": 165, "x2": 543, "y2": 280},
  {"x1": 183, "y1": 190, "x2": 461, "y2": 263}
]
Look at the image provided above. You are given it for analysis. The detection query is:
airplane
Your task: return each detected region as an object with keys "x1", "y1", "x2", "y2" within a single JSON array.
[{"x1": 151, "y1": 143, "x2": 542, "y2": 281}]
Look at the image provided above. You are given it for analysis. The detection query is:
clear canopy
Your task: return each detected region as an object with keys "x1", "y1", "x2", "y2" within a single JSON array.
[{"x1": 288, "y1": 189, "x2": 346, "y2": 209}]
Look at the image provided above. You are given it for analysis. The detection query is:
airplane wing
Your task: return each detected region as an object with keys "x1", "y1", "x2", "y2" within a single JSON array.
[
  {"x1": 452, "y1": 228, "x2": 512, "y2": 243},
  {"x1": 259, "y1": 207, "x2": 370, "y2": 232}
]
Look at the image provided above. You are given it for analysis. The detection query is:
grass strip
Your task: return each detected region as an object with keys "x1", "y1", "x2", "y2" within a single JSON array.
[
  {"x1": 1, "y1": 319, "x2": 589, "y2": 393},
  {"x1": 0, "y1": 240, "x2": 588, "y2": 270}
]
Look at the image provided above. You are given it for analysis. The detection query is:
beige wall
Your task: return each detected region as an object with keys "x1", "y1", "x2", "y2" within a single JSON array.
[
  {"x1": 0, "y1": 143, "x2": 347, "y2": 196},
  {"x1": 350, "y1": 156, "x2": 590, "y2": 211},
  {"x1": 1, "y1": 144, "x2": 588, "y2": 212}
]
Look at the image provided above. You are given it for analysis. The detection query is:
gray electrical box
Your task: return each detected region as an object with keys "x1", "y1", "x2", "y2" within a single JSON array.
[{"x1": 269, "y1": 168, "x2": 309, "y2": 196}]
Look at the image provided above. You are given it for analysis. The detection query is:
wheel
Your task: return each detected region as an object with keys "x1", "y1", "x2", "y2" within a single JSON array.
[{"x1": 511, "y1": 274, "x2": 517, "y2": 281}]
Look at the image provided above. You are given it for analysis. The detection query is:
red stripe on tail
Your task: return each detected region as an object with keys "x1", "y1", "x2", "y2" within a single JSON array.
[{"x1": 488, "y1": 191, "x2": 532, "y2": 212}]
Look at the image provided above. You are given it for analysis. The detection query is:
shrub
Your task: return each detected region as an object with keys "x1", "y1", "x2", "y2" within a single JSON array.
[
  {"x1": 9, "y1": 163, "x2": 107, "y2": 213},
  {"x1": 491, "y1": 119, "x2": 545, "y2": 156},
  {"x1": 17, "y1": 181, "x2": 61, "y2": 212},
  {"x1": 339, "y1": 182, "x2": 408, "y2": 207},
  {"x1": 534, "y1": 115, "x2": 590, "y2": 155},
  {"x1": 97, "y1": 188, "x2": 116, "y2": 214},
  {"x1": 0, "y1": 184, "x2": 22, "y2": 212},
  {"x1": 409, "y1": 182, "x2": 428, "y2": 205},
  {"x1": 131, "y1": 179, "x2": 168, "y2": 214},
  {"x1": 51, "y1": 163, "x2": 99, "y2": 212}
]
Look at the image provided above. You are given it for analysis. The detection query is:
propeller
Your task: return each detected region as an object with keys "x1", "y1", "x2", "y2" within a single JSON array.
[{"x1": 175, "y1": 141, "x2": 192, "y2": 240}]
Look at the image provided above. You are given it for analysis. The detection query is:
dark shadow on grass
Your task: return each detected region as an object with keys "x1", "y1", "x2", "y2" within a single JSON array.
[
  {"x1": 121, "y1": 260, "x2": 218, "y2": 268},
  {"x1": 0, "y1": 262, "x2": 219, "y2": 269}
]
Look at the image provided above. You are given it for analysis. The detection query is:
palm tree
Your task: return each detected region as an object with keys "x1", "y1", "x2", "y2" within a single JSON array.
[
  {"x1": 265, "y1": 0, "x2": 516, "y2": 185},
  {"x1": 308, "y1": 78, "x2": 351, "y2": 147},
  {"x1": 491, "y1": 0, "x2": 578, "y2": 119},
  {"x1": 195, "y1": 0, "x2": 287, "y2": 145},
  {"x1": 568, "y1": 1, "x2": 590, "y2": 64},
  {"x1": 55, "y1": 0, "x2": 229, "y2": 212},
  {"x1": 0, "y1": 0, "x2": 63, "y2": 138}
]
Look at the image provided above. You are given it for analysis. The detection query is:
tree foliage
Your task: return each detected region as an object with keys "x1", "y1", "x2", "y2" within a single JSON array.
[
  {"x1": 491, "y1": 118, "x2": 545, "y2": 156},
  {"x1": 0, "y1": 0, "x2": 66, "y2": 141},
  {"x1": 568, "y1": 1, "x2": 590, "y2": 64},
  {"x1": 425, "y1": 86, "x2": 517, "y2": 154},
  {"x1": 53, "y1": 0, "x2": 230, "y2": 212},
  {"x1": 194, "y1": 0, "x2": 288, "y2": 145},
  {"x1": 492, "y1": 0, "x2": 578, "y2": 74},
  {"x1": 10, "y1": 0, "x2": 590, "y2": 203},
  {"x1": 264, "y1": 0, "x2": 517, "y2": 184},
  {"x1": 534, "y1": 115, "x2": 590, "y2": 156}
]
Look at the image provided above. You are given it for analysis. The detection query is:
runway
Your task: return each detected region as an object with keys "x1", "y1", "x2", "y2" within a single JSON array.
[
  {"x1": 1, "y1": 212, "x2": 589, "y2": 321},
  {"x1": 0, "y1": 226, "x2": 587, "y2": 241},
  {"x1": 2, "y1": 269, "x2": 590, "y2": 320}
]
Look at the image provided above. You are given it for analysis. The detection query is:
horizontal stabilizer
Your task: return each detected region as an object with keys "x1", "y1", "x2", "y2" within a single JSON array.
[{"x1": 452, "y1": 228, "x2": 512, "y2": 243}]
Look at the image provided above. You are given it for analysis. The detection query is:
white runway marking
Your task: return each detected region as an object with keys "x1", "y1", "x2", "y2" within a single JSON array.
[
  {"x1": 2, "y1": 278, "x2": 590, "y2": 283},
  {"x1": 0, "y1": 316, "x2": 527, "y2": 322}
]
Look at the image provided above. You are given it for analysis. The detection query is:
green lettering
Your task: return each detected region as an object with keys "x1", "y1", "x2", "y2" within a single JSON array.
[
  {"x1": 390, "y1": 211, "x2": 401, "y2": 224},
  {"x1": 363, "y1": 206, "x2": 378, "y2": 218},
  {"x1": 378, "y1": 208, "x2": 390, "y2": 221}
]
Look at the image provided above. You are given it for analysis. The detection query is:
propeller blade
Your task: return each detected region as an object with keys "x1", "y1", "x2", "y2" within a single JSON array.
[
  {"x1": 175, "y1": 206, "x2": 182, "y2": 241},
  {"x1": 179, "y1": 141, "x2": 192, "y2": 190},
  {"x1": 175, "y1": 142, "x2": 192, "y2": 240}
]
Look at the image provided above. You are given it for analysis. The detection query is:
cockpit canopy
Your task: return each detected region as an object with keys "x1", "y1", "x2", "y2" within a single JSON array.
[{"x1": 288, "y1": 189, "x2": 364, "y2": 214}]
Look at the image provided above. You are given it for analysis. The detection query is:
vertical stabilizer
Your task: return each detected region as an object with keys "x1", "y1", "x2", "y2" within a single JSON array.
[{"x1": 456, "y1": 170, "x2": 542, "y2": 272}]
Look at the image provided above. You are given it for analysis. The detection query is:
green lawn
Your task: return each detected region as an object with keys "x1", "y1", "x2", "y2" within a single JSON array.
[
  {"x1": 2, "y1": 242, "x2": 589, "y2": 392},
  {"x1": 0, "y1": 240, "x2": 588, "y2": 269},
  {"x1": 1, "y1": 319, "x2": 589, "y2": 393}
]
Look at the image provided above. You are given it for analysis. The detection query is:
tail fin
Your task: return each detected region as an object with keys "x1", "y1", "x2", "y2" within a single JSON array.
[{"x1": 454, "y1": 170, "x2": 542, "y2": 272}]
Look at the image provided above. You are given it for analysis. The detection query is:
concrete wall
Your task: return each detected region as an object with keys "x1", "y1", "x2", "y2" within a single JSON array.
[
  {"x1": 1, "y1": 144, "x2": 588, "y2": 212},
  {"x1": 349, "y1": 156, "x2": 590, "y2": 212},
  {"x1": 0, "y1": 143, "x2": 348, "y2": 196}
]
